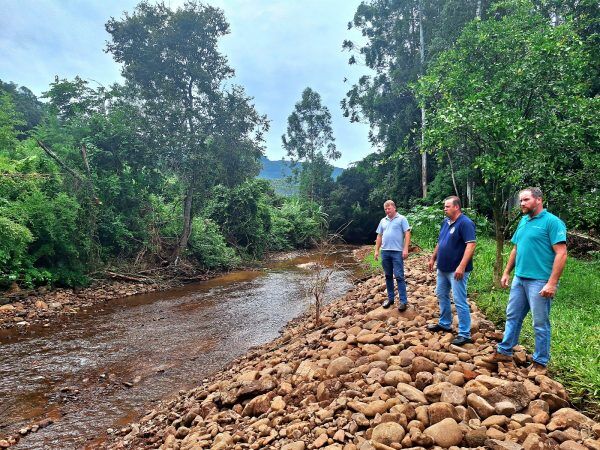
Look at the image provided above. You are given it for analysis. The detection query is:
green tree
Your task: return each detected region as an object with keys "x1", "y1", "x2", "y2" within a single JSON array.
[
  {"x1": 416, "y1": 0, "x2": 597, "y2": 283},
  {"x1": 282, "y1": 87, "x2": 340, "y2": 203},
  {"x1": 106, "y1": 1, "x2": 268, "y2": 262},
  {"x1": 342, "y1": 0, "x2": 489, "y2": 200},
  {"x1": 0, "y1": 80, "x2": 45, "y2": 133}
]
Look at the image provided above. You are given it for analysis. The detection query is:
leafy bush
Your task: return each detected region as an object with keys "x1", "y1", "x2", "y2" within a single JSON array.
[
  {"x1": 269, "y1": 198, "x2": 327, "y2": 250},
  {"x1": 188, "y1": 218, "x2": 240, "y2": 269},
  {"x1": 13, "y1": 190, "x2": 91, "y2": 286},
  {"x1": 0, "y1": 216, "x2": 33, "y2": 287},
  {"x1": 205, "y1": 180, "x2": 274, "y2": 258}
]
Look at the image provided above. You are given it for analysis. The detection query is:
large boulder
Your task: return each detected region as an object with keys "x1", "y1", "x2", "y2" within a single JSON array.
[
  {"x1": 547, "y1": 408, "x2": 596, "y2": 431},
  {"x1": 396, "y1": 383, "x2": 427, "y2": 403},
  {"x1": 371, "y1": 422, "x2": 406, "y2": 446},
  {"x1": 326, "y1": 356, "x2": 354, "y2": 378},
  {"x1": 484, "y1": 382, "x2": 530, "y2": 412},
  {"x1": 423, "y1": 418, "x2": 463, "y2": 447}
]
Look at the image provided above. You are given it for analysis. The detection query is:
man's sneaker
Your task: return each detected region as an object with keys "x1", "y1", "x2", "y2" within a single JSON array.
[
  {"x1": 527, "y1": 362, "x2": 548, "y2": 377},
  {"x1": 398, "y1": 302, "x2": 408, "y2": 312},
  {"x1": 482, "y1": 351, "x2": 513, "y2": 364},
  {"x1": 426, "y1": 323, "x2": 452, "y2": 333},
  {"x1": 382, "y1": 299, "x2": 394, "y2": 309},
  {"x1": 451, "y1": 336, "x2": 473, "y2": 346}
]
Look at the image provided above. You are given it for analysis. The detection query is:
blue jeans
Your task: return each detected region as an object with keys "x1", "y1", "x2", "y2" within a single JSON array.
[
  {"x1": 436, "y1": 270, "x2": 472, "y2": 338},
  {"x1": 381, "y1": 250, "x2": 408, "y2": 305},
  {"x1": 497, "y1": 276, "x2": 552, "y2": 366}
]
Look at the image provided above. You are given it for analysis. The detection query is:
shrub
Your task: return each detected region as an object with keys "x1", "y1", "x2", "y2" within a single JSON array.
[
  {"x1": 188, "y1": 218, "x2": 240, "y2": 270},
  {"x1": 269, "y1": 198, "x2": 327, "y2": 250},
  {"x1": 0, "y1": 216, "x2": 33, "y2": 287}
]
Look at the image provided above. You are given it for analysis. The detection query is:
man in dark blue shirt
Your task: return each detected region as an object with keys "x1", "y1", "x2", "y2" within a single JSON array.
[{"x1": 427, "y1": 196, "x2": 477, "y2": 346}]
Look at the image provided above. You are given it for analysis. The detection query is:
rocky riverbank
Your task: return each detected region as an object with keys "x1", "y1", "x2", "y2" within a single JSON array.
[
  {"x1": 98, "y1": 255, "x2": 600, "y2": 450},
  {"x1": 0, "y1": 279, "x2": 179, "y2": 331},
  {"x1": 0, "y1": 250, "x2": 319, "y2": 332}
]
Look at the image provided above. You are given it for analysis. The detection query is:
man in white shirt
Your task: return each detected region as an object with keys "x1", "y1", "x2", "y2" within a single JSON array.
[{"x1": 374, "y1": 200, "x2": 412, "y2": 311}]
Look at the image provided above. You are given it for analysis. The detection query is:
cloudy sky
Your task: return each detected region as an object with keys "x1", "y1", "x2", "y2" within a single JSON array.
[{"x1": 0, "y1": 0, "x2": 374, "y2": 167}]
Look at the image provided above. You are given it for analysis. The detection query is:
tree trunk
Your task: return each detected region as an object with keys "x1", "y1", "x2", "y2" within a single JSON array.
[
  {"x1": 492, "y1": 205, "x2": 505, "y2": 288},
  {"x1": 419, "y1": 1, "x2": 427, "y2": 198},
  {"x1": 466, "y1": 178, "x2": 474, "y2": 207},
  {"x1": 446, "y1": 149, "x2": 459, "y2": 197},
  {"x1": 173, "y1": 184, "x2": 194, "y2": 264}
]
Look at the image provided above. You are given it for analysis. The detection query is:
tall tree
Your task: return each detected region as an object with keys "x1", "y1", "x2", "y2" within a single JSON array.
[
  {"x1": 416, "y1": 0, "x2": 597, "y2": 284},
  {"x1": 342, "y1": 0, "x2": 490, "y2": 200},
  {"x1": 0, "y1": 80, "x2": 45, "y2": 133},
  {"x1": 106, "y1": 1, "x2": 268, "y2": 262},
  {"x1": 282, "y1": 87, "x2": 340, "y2": 203}
]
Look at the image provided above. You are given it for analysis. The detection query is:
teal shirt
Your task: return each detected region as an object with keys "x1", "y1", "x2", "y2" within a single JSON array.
[{"x1": 511, "y1": 209, "x2": 567, "y2": 280}]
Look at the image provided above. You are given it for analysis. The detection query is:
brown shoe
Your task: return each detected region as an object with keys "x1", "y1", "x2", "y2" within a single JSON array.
[
  {"x1": 527, "y1": 362, "x2": 548, "y2": 378},
  {"x1": 482, "y1": 351, "x2": 513, "y2": 364}
]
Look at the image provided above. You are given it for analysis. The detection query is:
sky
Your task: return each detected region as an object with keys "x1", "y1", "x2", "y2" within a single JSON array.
[{"x1": 0, "y1": 0, "x2": 374, "y2": 168}]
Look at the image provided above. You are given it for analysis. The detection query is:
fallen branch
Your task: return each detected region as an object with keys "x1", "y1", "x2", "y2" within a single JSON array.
[
  {"x1": 104, "y1": 271, "x2": 154, "y2": 283},
  {"x1": 568, "y1": 231, "x2": 600, "y2": 247}
]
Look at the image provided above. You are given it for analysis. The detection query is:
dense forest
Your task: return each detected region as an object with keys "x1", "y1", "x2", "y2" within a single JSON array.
[{"x1": 1, "y1": 0, "x2": 598, "y2": 289}]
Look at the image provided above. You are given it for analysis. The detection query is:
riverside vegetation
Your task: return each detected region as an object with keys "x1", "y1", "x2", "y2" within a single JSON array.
[{"x1": 2, "y1": 0, "x2": 599, "y2": 296}]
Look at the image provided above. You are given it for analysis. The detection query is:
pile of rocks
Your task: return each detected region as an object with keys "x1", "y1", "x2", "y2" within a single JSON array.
[
  {"x1": 105, "y1": 256, "x2": 599, "y2": 450},
  {"x1": 0, "y1": 281, "x2": 165, "y2": 330}
]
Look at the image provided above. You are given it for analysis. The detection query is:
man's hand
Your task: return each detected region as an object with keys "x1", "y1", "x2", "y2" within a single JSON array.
[
  {"x1": 374, "y1": 250, "x2": 379, "y2": 261},
  {"x1": 540, "y1": 282, "x2": 557, "y2": 298},
  {"x1": 500, "y1": 273, "x2": 511, "y2": 288},
  {"x1": 428, "y1": 258, "x2": 435, "y2": 272},
  {"x1": 402, "y1": 249, "x2": 409, "y2": 260},
  {"x1": 454, "y1": 266, "x2": 465, "y2": 280}
]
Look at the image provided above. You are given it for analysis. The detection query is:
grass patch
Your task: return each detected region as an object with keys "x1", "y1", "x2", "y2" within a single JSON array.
[{"x1": 471, "y1": 238, "x2": 600, "y2": 413}]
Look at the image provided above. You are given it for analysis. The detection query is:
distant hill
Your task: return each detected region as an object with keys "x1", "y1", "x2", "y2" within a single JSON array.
[{"x1": 258, "y1": 156, "x2": 343, "y2": 181}]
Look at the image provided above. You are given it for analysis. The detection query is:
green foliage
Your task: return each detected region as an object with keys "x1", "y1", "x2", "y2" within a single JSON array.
[
  {"x1": 269, "y1": 199, "x2": 327, "y2": 251},
  {"x1": 0, "y1": 91, "x2": 25, "y2": 151},
  {"x1": 205, "y1": 179, "x2": 274, "y2": 258},
  {"x1": 0, "y1": 80, "x2": 45, "y2": 133},
  {"x1": 105, "y1": 2, "x2": 268, "y2": 258},
  {"x1": 416, "y1": 0, "x2": 597, "y2": 217},
  {"x1": 188, "y1": 218, "x2": 240, "y2": 269},
  {"x1": 406, "y1": 205, "x2": 491, "y2": 250},
  {"x1": 16, "y1": 190, "x2": 91, "y2": 286},
  {"x1": 0, "y1": 217, "x2": 33, "y2": 286}
]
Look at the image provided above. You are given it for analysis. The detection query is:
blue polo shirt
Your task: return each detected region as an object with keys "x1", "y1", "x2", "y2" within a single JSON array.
[
  {"x1": 376, "y1": 213, "x2": 411, "y2": 251},
  {"x1": 437, "y1": 214, "x2": 476, "y2": 273},
  {"x1": 511, "y1": 209, "x2": 567, "y2": 280}
]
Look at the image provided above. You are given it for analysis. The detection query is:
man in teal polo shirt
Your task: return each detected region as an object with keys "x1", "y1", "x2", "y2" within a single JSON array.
[{"x1": 484, "y1": 187, "x2": 567, "y2": 376}]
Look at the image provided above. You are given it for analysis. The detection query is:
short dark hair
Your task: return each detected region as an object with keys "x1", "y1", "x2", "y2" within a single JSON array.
[
  {"x1": 520, "y1": 187, "x2": 543, "y2": 199},
  {"x1": 444, "y1": 196, "x2": 461, "y2": 209}
]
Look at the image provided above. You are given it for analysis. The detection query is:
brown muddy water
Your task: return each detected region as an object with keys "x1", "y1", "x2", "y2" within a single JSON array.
[{"x1": 0, "y1": 247, "x2": 363, "y2": 449}]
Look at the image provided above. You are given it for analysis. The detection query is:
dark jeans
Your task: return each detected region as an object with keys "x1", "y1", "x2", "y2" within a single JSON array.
[{"x1": 380, "y1": 250, "x2": 408, "y2": 304}]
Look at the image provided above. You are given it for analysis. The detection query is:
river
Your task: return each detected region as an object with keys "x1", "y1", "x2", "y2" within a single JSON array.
[{"x1": 0, "y1": 247, "x2": 362, "y2": 449}]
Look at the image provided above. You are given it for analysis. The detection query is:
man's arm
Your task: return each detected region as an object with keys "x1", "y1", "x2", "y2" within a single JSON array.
[
  {"x1": 374, "y1": 234, "x2": 382, "y2": 260},
  {"x1": 540, "y1": 243, "x2": 567, "y2": 297},
  {"x1": 501, "y1": 246, "x2": 517, "y2": 288},
  {"x1": 402, "y1": 230, "x2": 411, "y2": 260},
  {"x1": 428, "y1": 244, "x2": 439, "y2": 272},
  {"x1": 454, "y1": 242, "x2": 476, "y2": 280}
]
